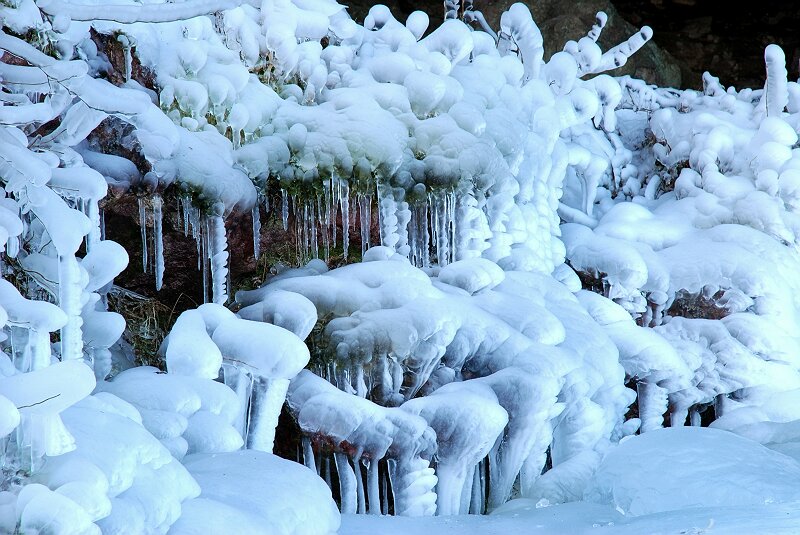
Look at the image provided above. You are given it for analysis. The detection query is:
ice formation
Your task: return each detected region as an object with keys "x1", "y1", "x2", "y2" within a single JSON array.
[
  {"x1": 3, "y1": 0, "x2": 800, "y2": 531},
  {"x1": 585, "y1": 427, "x2": 800, "y2": 515}
]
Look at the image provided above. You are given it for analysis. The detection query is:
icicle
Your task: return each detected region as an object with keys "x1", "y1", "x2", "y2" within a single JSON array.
[
  {"x1": 332, "y1": 178, "x2": 339, "y2": 247},
  {"x1": 340, "y1": 181, "x2": 350, "y2": 259},
  {"x1": 138, "y1": 197, "x2": 148, "y2": 273},
  {"x1": 201, "y1": 217, "x2": 209, "y2": 304},
  {"x1": 690, "y1": 407, "x2": 702, "y2": 426},
  {"x1": 381, "y1": 467, "x2": 389, "y2": 515},
  {"x1": 448, "y1": 191, "x2": 456, "y2": 263},
  {"x1": 469, "y1": 464, "x2": 483, "y2": 514},
  {"x1": 324, "y1": 455, "x2": 332, "y2": 488},
  {"x1": 86, "y1": 199, "x2": 101, "y2": 252},
  {"x1": 153, "y1": 195, "x2": 164, "y2": 291},
  {"x1": 408, "y1": 208, "x2": 418, "y2": 265},
  {"x1": 245, "y1": 376, "x2": 290, "y2": 452},
  {"x1": 367, "y1": 460, "x2": 380, "y2": 515},
  {"x1": 320, "y1": 190, "x2": 330, "y2": 261},
  {"x1": 670, "y1": 407, "x2": 687, "y2": 427},
  {"x1": 355, "y1": 366, "x2": 367, "y2": 398},
  {"x1": 377, "y1": 183, "x2": 401, "y2": 253},
  {"x1": 389, "y1": 457, "x2": 438, "y2": 516},
  {"x1": 311, "y1": 200, "x2": 318, "y2": 259},
  {"x1": 252, "y1": 203, "x2": 261, "y2": 260},
  {"x1": 715, "y1": 394, "x2": 728, "y2": 419},
  {"x1": 302, "y1": 437, "x2": 316, "y2": 472},
  {"x1": 209, "y1": 215, "x2": 229, "y2": 304},
  {"x1": 358, "y1": 194, "x2": 371, "y2": 256},
  {"x1": 221, "y1": 363, "x2": 254, "y2": 439},
  {"x1": 638, "y1": 381, "x2": 668, "y2": 433},
  {"x1": 429, "y1": 195, "x2": 438, "y2": 262},
  {"x1": 58, "y1": 254, "x2": 84, "y2": 361},
  {"x1": 9, "y1": 326, "x2": 50, "y2": 373},
  {"x1": 302, "y1": 202, "x2": 310, "y2": 260},
  {"x1": 412, "y1": 202, "x2": 430, "y2": 267},
  {"x1": 355, "y1": 458, "x2": 367, "y2": 514},
  {"x1": 182, "y1": 197, "x2": 191, "y2": 236},
  {"x1": 437, "y1": 194, "x2": 446, "y2": 265},
  {"x1": 281, "y1": 188, "x2": 289, "y2": 231},
  {"x1": 335, "y1": 453, "x2": 357, "y2": 514},
  {"x1": 117, "y1": 34, "x2": 133, "y2": 82}
]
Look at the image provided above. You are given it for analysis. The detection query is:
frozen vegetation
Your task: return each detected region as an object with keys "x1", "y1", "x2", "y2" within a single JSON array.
[{"x1": 2, "y1": 0, "x2": 800, "y2": 533}]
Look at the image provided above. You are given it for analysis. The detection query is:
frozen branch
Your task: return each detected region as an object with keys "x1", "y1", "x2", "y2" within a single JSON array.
[{"x1": 36, "y1": 0, "x2": 259, "y2": 24}]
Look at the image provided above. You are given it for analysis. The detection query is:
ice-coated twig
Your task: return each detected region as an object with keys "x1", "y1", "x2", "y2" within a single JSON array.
[
  {"x1": 37, "y1": 0, "x2": 260, "y2": 24},
  {"x1": 587, "y1": 12, "x2": 607, "y2": 42},
  {"x1": 587, "y1": 26, "x2": 653, "y2": 75}
]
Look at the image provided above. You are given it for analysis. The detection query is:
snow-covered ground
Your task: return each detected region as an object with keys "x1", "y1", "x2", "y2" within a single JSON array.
[
  {"x1": 343, "y1": 502, "x2": 800, "y2": 535},
  {"x1": 343, "y1": 426, "x2": 800, "y2": 534}
]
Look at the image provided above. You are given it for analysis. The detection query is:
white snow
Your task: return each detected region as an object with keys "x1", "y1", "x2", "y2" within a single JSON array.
[{"x1": 3, "y1": 0, "x2": 800, "y2": 532}]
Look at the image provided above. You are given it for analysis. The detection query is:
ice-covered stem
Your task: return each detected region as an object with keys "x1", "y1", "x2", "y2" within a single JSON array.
[
  {"x1": 444, "y1": 0, "x2": 459, "y2": 20},
  {"x1": 37, "y1": 0, "x2": 259, "y2": 23},
  {"x1": 587, "y1": 12, "x2": 607, "y2": 42},
  {"x1": 462, "y1": 0, "x2": 497, "y2": 40},
  {"x1": 764, "y1": 44, "x2": 788, "y2": 117},
  {"x1": 209, "y1": 214, "x2": 228, "y2": 304},
  {"x1": 464, "y1": 11, "x2": 497, "y2": 40},
  {"x1": 57, "y1": 254, "x2": 84, "y2": 361},
  {"x1": 498, "y1": 3, "x2": 544, "y2": 82},
  {"x1": 637, "y1": 381, "x2": 668, "y2": 433},
  {"x1": 589, "y1": 26, "x2": 653, "y2": 75}
]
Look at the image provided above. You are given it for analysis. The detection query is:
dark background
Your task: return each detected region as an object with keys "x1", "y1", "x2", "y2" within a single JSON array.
[{"x1": 344, "y1": 0, "x2": 800, "y2": 89}]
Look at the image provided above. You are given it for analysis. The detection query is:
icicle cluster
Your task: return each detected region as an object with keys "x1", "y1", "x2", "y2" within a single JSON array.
[{"x1": 237, "y1": 251, "x2": 632, "y2": 514}]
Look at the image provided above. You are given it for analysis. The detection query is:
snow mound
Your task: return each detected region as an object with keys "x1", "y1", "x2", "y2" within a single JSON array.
[
  {"x1": 585, "y1": 427, "x2": 800, "y2": 515},
  {"x1": 178, "y1": 450, "x2": 340, "y2": 535}
]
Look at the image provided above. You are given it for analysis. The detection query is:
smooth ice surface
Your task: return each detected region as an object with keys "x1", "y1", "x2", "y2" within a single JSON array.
[
  {"x1": 585, "y1": 427, "x2": 800, "y2": 515},
  {"x1": 341, "y1": 500, "x2": 800, "y2": 535},
  {"x1": 181, "y1": 450, "x2": 340, "y2": 535}
]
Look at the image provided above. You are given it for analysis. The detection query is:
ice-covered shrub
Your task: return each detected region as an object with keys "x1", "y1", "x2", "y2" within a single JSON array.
[{"x1": 3, "y1": 0, "x2": 800, "y2": 528}]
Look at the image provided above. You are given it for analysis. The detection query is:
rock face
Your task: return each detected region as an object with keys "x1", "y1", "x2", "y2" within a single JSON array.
[
  {"x1": 344, "y1": 0, "x2": 683, "y2": 87},
  {"x1": 614, "y1": 0, "x2": 800, "y2": 90}
]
